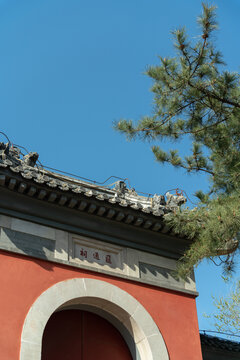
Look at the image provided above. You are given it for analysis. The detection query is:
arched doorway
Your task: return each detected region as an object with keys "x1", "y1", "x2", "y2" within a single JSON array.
[
  {"x1": 20, "y1": 278, "x2": 169, "y2": 360},
  {"x1": 42, "y1": 309, "x2": 132, "y2": 360}
]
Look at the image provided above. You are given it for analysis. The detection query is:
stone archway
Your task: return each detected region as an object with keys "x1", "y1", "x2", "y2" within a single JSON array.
[{"x1": 20, "y1": 278, "x2": 169, "y2": 360}]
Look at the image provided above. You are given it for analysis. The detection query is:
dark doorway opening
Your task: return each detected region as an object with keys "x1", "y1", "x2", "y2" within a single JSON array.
[{"x1": 41, "y1": 309, "x2": 132, "y2": 360}]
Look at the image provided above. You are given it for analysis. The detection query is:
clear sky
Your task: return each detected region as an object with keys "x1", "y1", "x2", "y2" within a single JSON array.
[{"x1": 1, "y1": 0, "x2": 239, "y2": 336}]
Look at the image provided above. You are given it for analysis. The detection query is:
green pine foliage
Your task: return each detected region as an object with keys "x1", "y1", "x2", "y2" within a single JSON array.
[{"x1": 115, "y1": 4, "x2": 240, "y2": 278}]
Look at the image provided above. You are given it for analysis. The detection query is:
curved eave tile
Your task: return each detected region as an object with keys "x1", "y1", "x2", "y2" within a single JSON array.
[{"x1": 0, "y1": 161, "x2": 176, "y2": 234}]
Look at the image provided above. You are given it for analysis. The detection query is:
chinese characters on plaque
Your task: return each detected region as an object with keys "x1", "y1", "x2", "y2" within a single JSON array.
[{"x1": 75, "y1": 241, "x2": 120, "y2": 268}]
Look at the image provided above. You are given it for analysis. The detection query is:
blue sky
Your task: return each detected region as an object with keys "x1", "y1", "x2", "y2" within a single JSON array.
[{"x1": 1, "y1": 0, "x2": 240, "y2": 335}]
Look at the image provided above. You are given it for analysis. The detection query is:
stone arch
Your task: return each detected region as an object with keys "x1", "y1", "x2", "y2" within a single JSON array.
[{"x1": 20, "y1": 278, "x2": 169, "y2": 360}]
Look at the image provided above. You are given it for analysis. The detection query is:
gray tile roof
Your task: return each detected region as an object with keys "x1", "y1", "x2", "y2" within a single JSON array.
[
  {"x1": 0, "y1": 142, "x2": 187, "y2": 230},
  {"x1": 200, "y1": 334, "x2": 240, "y2": 353}
]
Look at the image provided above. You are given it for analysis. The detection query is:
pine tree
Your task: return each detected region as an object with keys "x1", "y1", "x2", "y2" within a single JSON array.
[{"x1": 115, "y1": 4, "x2": 240, "y2": 278}]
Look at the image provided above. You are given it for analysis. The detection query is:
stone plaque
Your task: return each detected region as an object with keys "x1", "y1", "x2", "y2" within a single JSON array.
[{"x1": 71, "y1": 236, "x2": 123, "y2": 270}]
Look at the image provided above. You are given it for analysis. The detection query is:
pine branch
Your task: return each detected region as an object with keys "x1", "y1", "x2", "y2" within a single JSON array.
[
  {"x1": 188, "y1": 81, "x2": 240, "y2": 108},
  {"x1": 115, "y1": 3, "x2": 240, "y2": 278}
]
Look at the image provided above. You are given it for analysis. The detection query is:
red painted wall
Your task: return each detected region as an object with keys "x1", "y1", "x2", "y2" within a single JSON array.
[{"x1": 0, "y1": 250, "x2": 202, "y2": 359}]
